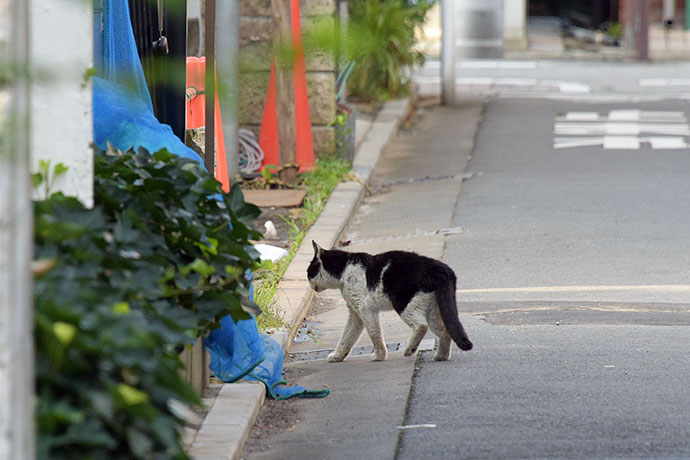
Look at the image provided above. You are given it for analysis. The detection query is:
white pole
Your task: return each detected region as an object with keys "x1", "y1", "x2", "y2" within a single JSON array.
[
  {"x1": 0, "y1": 0, "x2": 34, "y2": 457},
  {"x1": 441, "y1": 0, "x2": 455, "y2": 105},
  {"x1": 216, "y1": 0, "x2": 240, "y2": 182},
  {"x1": 663, "y1": 0, "x2": 676, "y2": 24}
]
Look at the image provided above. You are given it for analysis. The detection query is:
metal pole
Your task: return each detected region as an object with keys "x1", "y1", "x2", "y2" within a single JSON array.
[
  {"x1": 663, "y1": 0, "x2": 676, "y2": 25},
  {"x1": 440, "y1": 0, "x2": 455, "y2": 106},
  {"x1": 215, "y1": 0, "x2": 239, "y2": 183},
  {"x1": 204, "y1": 0, "x2": 215, "y2": 173},
  {"x1": 0, "y1": 0, "x2": 34, "y2": 457}
]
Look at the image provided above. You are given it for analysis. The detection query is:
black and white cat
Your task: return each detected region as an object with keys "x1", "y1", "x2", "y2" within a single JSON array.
[{"x1": 307, "y1": 241, "x2": 473, "y2": 362}]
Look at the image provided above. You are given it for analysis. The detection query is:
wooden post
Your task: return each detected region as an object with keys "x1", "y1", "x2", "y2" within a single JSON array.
[
  {"x1": 271, "y1": 0, "x2": 297, "y2": 186},
  {"x1": 0, "y1": 0, "x2": 34, "y2": 457}
]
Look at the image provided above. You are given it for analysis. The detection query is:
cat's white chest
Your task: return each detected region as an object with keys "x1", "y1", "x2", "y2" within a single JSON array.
[{"x1": 340, "y1": 264, "x2": 392, "y2": 313}]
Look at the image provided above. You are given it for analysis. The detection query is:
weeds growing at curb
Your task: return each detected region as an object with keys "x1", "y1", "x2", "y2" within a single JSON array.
[{"x1": 255, "y1": 156, "x2": 351, "y2": 331}]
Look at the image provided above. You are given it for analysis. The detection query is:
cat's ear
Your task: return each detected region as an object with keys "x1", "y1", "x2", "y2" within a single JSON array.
[{"x1": 312, "y1": 240, "x2": 323, "y2": 255}]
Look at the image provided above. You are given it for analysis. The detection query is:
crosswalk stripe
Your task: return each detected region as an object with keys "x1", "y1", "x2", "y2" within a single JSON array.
[
  {"x1": 554, "y1": 122, "x2": 690, "y2": 136},
  {"x1": 556, "y1": 110, "x2": 687, "y2": 123},
  {"x1": 554, "y1": 110, "x2": 690, "y2": 150},
  {"x1": 554, "y1": 136, "x2": 690, "y2": 150}
]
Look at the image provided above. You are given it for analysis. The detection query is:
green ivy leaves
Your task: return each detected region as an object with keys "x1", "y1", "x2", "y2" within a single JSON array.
[{"x1": 34, "y1": 146, "x2": 262, "y2": 459}]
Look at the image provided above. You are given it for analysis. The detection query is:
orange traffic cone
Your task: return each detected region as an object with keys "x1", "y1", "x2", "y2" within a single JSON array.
[
  {"x1": 186, "y1": 56, "x2": 230, "y2": 192},
  {"x1": 258, "y1": 0, "x2": 315, "y2": 172}
]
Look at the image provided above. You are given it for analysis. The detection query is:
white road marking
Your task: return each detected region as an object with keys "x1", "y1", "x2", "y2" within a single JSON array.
[
  {"x1": 553, "y1": 137, "x2": 604, "y2": 149},
  {"x1": 397, "y1": 424, "x2": 437, "y2": 430},
  {"x1": 554, "y1": 111, "x2": 690, "y2": 150},
  {"x1": 554, "y1": 136, "x2": 690, "y2": 149},
  {"x1": 424, "y1": 60, "x2": 538, "y2": 69},
  {"x1": 562, "y1": 112, "x2": 600, "y2": 121},
  {"x1": 554, "y1": 122, "x2": 690, "y2": 136},
  {"x1": 648, "y1": 137, "x2": 689, "y2": 149},
  {"x1": 550, "y1": 81, "x2": 591, "y2": 93},
  {"x1": 414, "y1": 76, "x2": 592, "y2": 93},
  {"x1": 458, "y1": 285, "x2": 690, "y2": 294},
  {"x1": 556, "y1": 111, "x2": 687, "y2": 123},
  {"x1": 602, "y1": 136, "x2": 640, "y2": 149},
  {"x1": 639, "y1": 78, "x2": 690, "y2": 86},
  {"x1": 498, "y1": 92, "x2": 690, "y2": 103},
  {"x1": 465, "y1": 305, "x2": 690, "y2": 315}
]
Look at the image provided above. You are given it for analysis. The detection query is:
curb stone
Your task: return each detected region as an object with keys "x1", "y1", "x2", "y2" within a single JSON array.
[{"x1": 188, "y1": 97, "x2": 413, "y2": 460}]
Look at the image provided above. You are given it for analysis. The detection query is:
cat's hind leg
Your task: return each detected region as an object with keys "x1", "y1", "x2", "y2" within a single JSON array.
[
  {"x1": 328, "y1": 310, "x2": 364, "y2": 362},
  {"x1": 400, "y1": 306, "x2": 428, "y2": 357},
  {"x1": 427, "y1": 308, "x2": 452, "y2": 361},
  {"x1": 403, "y1": 325, "x2": 427, "y2": 357},
  {"x1": 361, "y1": 305, "x2": 387, "y2": 361}
]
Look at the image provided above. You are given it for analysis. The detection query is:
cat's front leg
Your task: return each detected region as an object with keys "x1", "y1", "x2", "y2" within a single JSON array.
[{"x1": 328, "y1": 310, "x2": 364, "y2": 362}]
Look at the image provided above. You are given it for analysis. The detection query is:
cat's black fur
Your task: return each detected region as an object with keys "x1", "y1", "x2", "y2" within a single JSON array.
[{"x1": 307, "y1": 241, "x2": 473, "y2": 361}]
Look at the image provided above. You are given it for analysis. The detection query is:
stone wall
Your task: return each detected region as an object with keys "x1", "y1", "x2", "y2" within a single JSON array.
[{"x1": 240, "y1": 0, "x2": 337, "y2": 157}]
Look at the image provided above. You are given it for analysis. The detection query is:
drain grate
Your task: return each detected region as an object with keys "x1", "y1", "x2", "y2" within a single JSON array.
[
  {"x1": 288, "y1": 342, "x2": 404, "y2": 362},
  {"x1": 287, "y1": 339, "x2": 435, "y2": 362}
]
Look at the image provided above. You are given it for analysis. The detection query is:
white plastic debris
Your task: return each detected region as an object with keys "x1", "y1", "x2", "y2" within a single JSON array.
[
  {"x1": 254, "y1": 243, "x2": 289, "y2": 262},
  {"x1": 263, "y1": 220, "x2": 278, "y2": 240}
]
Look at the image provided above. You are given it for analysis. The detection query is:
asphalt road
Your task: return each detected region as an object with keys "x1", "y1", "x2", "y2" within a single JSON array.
[
  {"x1": 245, "y1": 66, "x2": 690, "y2": 460},
  {"x1": 400, "y1": 97, "x2": 690, "y2": 460}
]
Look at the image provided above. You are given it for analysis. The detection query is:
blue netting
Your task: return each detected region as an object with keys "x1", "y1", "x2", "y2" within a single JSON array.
[
  {"x1": 94, "y1": 0, "x2": 328, "y2": 400},
  {"x1": 93, "y1": 0, "x2": 199, "y2": 161}
]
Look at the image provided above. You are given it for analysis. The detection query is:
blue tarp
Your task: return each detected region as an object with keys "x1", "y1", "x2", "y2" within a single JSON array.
[{"x1": 94, "y1": 0, "x2": 328, "y2": 400}]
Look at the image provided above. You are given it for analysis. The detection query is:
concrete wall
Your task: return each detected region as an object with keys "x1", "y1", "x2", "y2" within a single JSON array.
[
  {"x1": 504, "y1": 0, "x2": 527, "y2": 50},
  {"x1": 239, "y1": 0, "x2": 337, "y2": 157},
  {"x1": 29, "y1": 0, "x2": 94, "y2": 206}
]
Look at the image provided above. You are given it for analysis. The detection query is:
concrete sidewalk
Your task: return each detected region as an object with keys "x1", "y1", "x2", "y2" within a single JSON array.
[
  {"x1": 187, "y1": 98, "x2": 412, "y2": 460},
  {"x1": 242, "y1": 99, "x2": 485, "y2": 460}
]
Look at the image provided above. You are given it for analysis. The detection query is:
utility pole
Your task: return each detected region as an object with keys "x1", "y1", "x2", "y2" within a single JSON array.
[
  {"x1": 440, "y1": 0, "x2": 455, "y2": 106},
  {"x1": 216, "y1": 0, "x2": 239, "y2": 183},
  {"x1": 629, "y1": 0, "x2": 649, "y2": 60},
  {"x1": 204, "y1": 0, "x2": 216, "y2": 173},
  {"x1": 0, "y1": 0, "x2": 34, "y2": 457},
  {"x1": 271, "y1": 0, "x2": 297, "y2": 186}
]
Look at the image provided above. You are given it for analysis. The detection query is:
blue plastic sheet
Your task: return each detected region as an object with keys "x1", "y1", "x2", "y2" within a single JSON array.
[
  {"x1": 94, "y1": 0, "x2": 328, "y2": 400},
  {"x1": 205, "y1": 315, "x2": 328, "y2": 399}
]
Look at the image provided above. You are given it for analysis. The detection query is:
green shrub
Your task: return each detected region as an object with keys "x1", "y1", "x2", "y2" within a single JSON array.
[
  {"x1": 346, "y1": 0, "x2": 434, "y2": 100},
  {"x1": 34, "y1": 147, "x2": 262, "y2": 459}
]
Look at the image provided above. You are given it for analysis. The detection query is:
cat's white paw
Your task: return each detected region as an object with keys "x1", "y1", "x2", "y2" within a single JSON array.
[
  {"x1": 327, "y1": 352, "x2": 345, "y2": 362},
  {"x1": 433, "y1": 351, "x2": 451, "y2": 361},
  {"x1": 403, "y1": 346, "x2": 417, "y2": 357},
  {"x1": 371, "y1": 350, "x2": 388, "y2": 361}
]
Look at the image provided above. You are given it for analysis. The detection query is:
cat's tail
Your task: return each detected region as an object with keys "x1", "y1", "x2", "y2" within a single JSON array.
[{"x1": 435, "y1": 282, "x2": 473, "y2": 351}]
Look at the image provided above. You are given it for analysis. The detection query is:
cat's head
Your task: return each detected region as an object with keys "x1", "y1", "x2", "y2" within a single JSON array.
[{"x1": 307, "y1": 241, "x2": 340, "y2": 292}]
